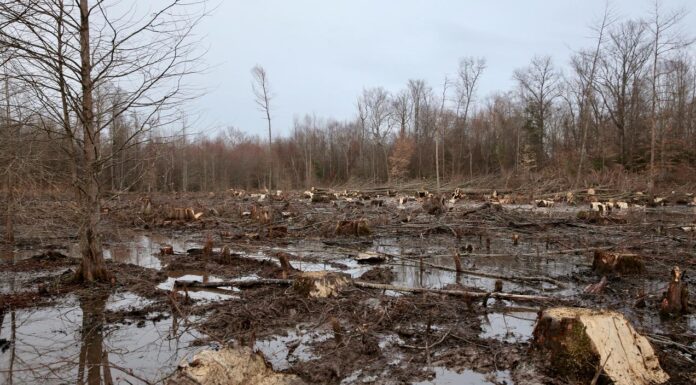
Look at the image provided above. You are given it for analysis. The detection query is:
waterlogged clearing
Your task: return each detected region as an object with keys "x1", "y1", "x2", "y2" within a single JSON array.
[{"x1": 2, "y1": 191, "x2": 696, "y2": 384}]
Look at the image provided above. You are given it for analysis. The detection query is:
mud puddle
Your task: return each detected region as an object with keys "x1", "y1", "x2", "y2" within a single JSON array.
[
  {"x1": 254, "y1": 326, "x2": 332, "y2": 371},
  {"x1": 414, "y1": 367, "x2": 512, "y2": 385},
  {"x1": 0, "y1": 292, "x2": 207, "y2": 384},
  {"x1": 480, "y1": 311, "x2": 537, "y2": 343}
]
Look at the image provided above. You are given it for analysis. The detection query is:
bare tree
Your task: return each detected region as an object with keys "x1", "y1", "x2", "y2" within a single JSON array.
[
  {"x1": 359, "y1": 87, "x2": 393, "y2": 183},
  {"x1": 647, "y1": 1, "x2": 691, "y2": 191},
  {"x1": 574, "y1": 5, "x2": 613, "y2": 187},
  {"x1": 251, "y1": 65, "x2": 274, "y2": 190},
  {"x1": 407, "y1": 79, "x2": 427, "y2": 177},
  {"x1": 455, "y1": 57, "x2": 486, "y2": 178},
  {"x1": 436, "y1": 77, "x2": 450, "y2": 191},
  {"x1": 0, "y1": 0, "x2": 206, "y2": 282},
  {"x1": 392, "y1": 89, "x2": 412, "y2": 137},
  {"x1": 514, "y1": 56, "x2": 561, "y2": 167},
  {"x1": 596, "y1": 20, "x2": 651, "y2": 167}
]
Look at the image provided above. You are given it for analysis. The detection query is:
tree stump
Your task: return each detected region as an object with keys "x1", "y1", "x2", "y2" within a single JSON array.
[
  {"x1": 292, "y1": 271, "x2": 350, "y2": 298},
  {"x1": 533, "y1": 307, "x2": 669, "y2": 385},
  {"x1": 659, "y1": 266, "x2": 689, "y2": 316},
  {"x1": 592, "y1": 251, "x2": 644, "y2": 274},
  {"x1": 334, "y1": 219, "x2": 371, "y2": 236}
]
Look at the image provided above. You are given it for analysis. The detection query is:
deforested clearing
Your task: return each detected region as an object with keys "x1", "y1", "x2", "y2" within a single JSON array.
[{"x1": 1, "y1": 1, "x2": 695, "y2": 384}]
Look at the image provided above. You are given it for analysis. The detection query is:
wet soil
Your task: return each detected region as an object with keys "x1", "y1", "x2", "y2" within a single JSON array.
[{"x1": 1, "y1": 190, "x2": 695, "y2": 384}]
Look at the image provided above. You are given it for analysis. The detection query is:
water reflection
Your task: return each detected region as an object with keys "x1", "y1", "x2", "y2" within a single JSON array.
[
  {"x1": 414, "y1": 367, "x2": 512, "y2": 385},
  {"x1": 391, "y1": 252, "x2": 585, "y2": 292},
  {"x1": 0, "y1": 293, "x2": 204, "y2": 384},
  {"x1": 1, "y1": 234, "x2": 197, "y2": 270},
  {"x1": 480, "y1": 312, "x2": 537, "y2": 343},
  {"x1": 77, "y1": 292, "x2": 112, "y2": 384}
]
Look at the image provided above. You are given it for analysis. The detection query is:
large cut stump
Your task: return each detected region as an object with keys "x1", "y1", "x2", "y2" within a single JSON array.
[
  {"x1": 592, "y1": 251, "x2": 644, "y2": 274},
  {"x1": 169, "y1": 347, "x2": 305, "y2": 385},
  {"x1": 533, "y1": 307, "x2": 669, "y2": 385},
  {"x1": 292, "y1": 271, "x2": 350, "y2": 298}
]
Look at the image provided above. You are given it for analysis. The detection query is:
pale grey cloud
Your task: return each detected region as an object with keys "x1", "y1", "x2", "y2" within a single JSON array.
[{"x1": 186, "y1": 0, "x2": 696, "y2": 137}]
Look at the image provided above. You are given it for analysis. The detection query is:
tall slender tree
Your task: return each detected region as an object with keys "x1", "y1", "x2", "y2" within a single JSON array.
[{"x1": 252, "y1": 65, "x2": 274, "y2": 190}]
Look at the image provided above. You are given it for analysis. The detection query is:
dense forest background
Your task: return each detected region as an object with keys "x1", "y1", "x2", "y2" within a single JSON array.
[{"x1": 2, "y1": 5, "x2": 696, "y2": 194}]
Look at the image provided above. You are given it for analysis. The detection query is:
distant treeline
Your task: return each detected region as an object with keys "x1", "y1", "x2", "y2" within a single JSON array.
[{"x1": 2, "y1": 6, "x2": 696, "y2": 193}]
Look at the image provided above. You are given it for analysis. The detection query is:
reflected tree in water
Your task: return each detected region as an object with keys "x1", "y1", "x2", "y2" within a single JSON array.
[{"x1": 77, "y1": 293, "x2": 113, "y2": 385}]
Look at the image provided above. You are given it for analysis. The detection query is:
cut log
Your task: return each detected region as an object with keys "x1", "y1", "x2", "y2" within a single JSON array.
[
  {"x1": 292, "y1": 271, "x2": 350, "y2": 298},
  {"x1": 355, "y1": 251, "x2": 386, "y2": 264},
  {"x1": 353, "y1": 281, "x2": 558, "y2": 303},
  {"x1": 592, "y1": 251, "x2": 644, "y2": 274},
  {"x1": 175, "y1": 278, "x2": 292, "y2": 289},
  {"x1": 168, "y1": 347, "x2": 306, "y2": 385},
  {"x1": 165, "y1": 207, "x2": 200, "y2": 221},
  {"x1": 310, "y1": 192, "x2": 332, "y2": 203},
  {"x1": 535, "y1": 199, "x2": 554, "y2": 207},
  {"x1": 659, "y1": 266, "x2": 689, "y2": 316},
  {"x1": 533, "y1": 307, "x2": 669, "y2": 385}
]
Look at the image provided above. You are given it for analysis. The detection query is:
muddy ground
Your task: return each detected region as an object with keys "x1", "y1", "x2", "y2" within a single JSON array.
[{"x1": 0, "y1": 188, "x2": 695, "y2": 384}]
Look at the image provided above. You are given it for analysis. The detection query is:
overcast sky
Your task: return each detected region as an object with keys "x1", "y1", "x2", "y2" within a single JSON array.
[{"x1": 184, "y1": 0, "x2": 696, "y2": 138}]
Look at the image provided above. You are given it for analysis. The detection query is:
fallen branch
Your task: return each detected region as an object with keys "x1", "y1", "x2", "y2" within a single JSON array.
[
  {"x1": 405, "y1": 258, "x2": 566, "y2": 289},
  {"x1": 173, "y1": 278, "x2": 561, "y2": 303},
  {"x1": 352, "y1": 281, "x2": 561, "y2": 303},
  {"x1": 174, "y1": 278, "x2": 293, "y2": 289}
]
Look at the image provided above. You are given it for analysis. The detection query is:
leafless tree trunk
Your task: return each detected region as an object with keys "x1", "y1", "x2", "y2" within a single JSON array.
[
  {"x1": 455, "y1": 57, "x2": 486, "y2": 179},
  {"x1": 3, "y1": 70, "x2": 13, "y2": 244},
  {"x1": 252, "y1": 65, "x2": 273, "y2": 190},
  {"x1": 575, "y1": 7, "x2": 611, "y2": 188},
  {"x1": 436, "y1": 77, "x2": 450, "y2": 191},
  {"x1": 74, "y1": 0, "x2": 108, "y2": 282},
  {"x1": 182, "y1": 116, "x2": 188, "y2": 192}
]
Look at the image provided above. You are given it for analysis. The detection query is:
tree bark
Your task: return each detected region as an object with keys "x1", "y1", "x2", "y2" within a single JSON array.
[
  {"x1": 4, "y1": 71, "x2": 13, "y2": 244},
  {"x1": 75, "y1": 0, "x2": 109, "y2": 283}
]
